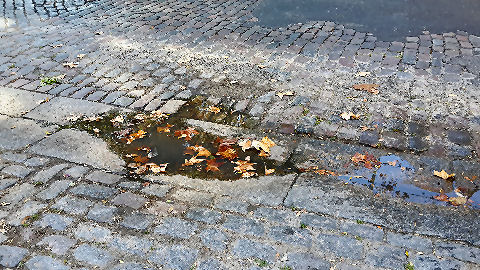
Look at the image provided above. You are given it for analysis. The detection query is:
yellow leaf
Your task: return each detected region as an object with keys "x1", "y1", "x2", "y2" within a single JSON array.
[
  {"x1": 238, "y1": 139, "x2": 252, "y2": 151},
  {"x1": 265, "y1": 167, "x2": 275, "y2": 175},
  {"x1": 340, "y1": 112, "x2": 361, "y2": 120},
  {"x1": 448, "y1": 196, "x2": 467, "y2": 206},
  {"x1": 433, "y1": 170, "x2": 455, "y2": 180},
  {"x1": 276, "y1": 91, "x2": 295, "y2": 99},
  {"x1": 207, "y1": 106, "x2": 221, "y2": 114}
]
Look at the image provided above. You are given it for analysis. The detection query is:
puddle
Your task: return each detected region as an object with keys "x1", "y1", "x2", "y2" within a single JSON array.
[
  {"x1": 339, "y1": 155, "x2": 480, "y2": 209},
  {"x1": 253, "y1": 0, "x2": 480, "y2": 41},
  {"x1": 66, "y1": 97, "x2": 296, "y2": 181}
]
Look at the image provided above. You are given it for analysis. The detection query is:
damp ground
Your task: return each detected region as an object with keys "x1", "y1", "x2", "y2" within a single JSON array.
[{"x1": 253, "y1": 0, "x2": 480, "y2": 41}]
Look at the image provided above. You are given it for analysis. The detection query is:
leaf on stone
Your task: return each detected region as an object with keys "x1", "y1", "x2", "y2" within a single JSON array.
[
  {"x1": 205, "y1": 159, "x2": 225, "y2": 172},
  {"x1": 77, "y1": 54, "x2": 86, "y2": 59},
  {"x1": 251, "y1": 136, "x2": 276, "y2": 153},
  {"x1": 448, "y1": 196, "x2": 467, "y2": 206},
  {"x1": 174, "y1": 127, "x2": 199, "y2": 141},
  {"x1": 353, "y1": 83, "x2": 380, "y2": 94},
  {"x1": 351, "y1": 152, "x2": 380, "y2": 169},
  {"x1": 238, "y1": 139, "x2": 252, "y2": 151},
  {"x1": 314, "y1": 169, "x2": 337, "y2": 176},
  {"x1": 207, "y1": 106, "x2": 221, "y2": 114},
  {"x1": 276, "y1": 91, "x2": 294, "y2": 99},
  {"x1": 356, "y1": 71, "x2": 371, "y2": 77},
  {"x1": 433, "y1": 170, "x2": 455, "y2": 180},
  {"x1": 433, "y1": 193, "x2": 449, "y2": 202},
  {"x1": 465, "y1": 176, "x2": 477, "y2": 182},
  {"x1": 157, "y1": 124, "x2": 173, "y2": 133},
  {"x1": 62, "y1": 62, "x2": 79, "y2": 68},
  {"x1": 182, "y1": 156, "x2": 205, "y2": 166},
  {"x1": 340, "y1": 112, "x2": 361, "y2": 120}
]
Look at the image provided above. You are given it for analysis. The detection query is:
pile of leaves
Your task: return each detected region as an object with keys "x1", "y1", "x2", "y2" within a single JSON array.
[{"x1": 350, "y1": 152, "x2": 381, "y2": 169}]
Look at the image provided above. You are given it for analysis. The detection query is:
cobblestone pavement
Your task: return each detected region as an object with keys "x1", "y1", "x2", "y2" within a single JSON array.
[{"x1": 1, "y1": 0, "x2": 480, "y2": 269}]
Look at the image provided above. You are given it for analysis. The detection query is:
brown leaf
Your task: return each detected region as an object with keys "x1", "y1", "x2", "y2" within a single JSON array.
[
  {"x1": 234, "y1": 159, "x2": 256, "y2": 174},
  {"x1": 353, "y1": 83, "x2": 380, "y2": 94},
  {"x1": 465, "y1": 176, "x2": 477, "y2": 182},
  {"x1": 449, "y1": 196, "x2": 467, "y2": 206},
  {"x1": 340, "y1": 112, "x2": 361, "y2": 120},
  {"x1": 205, "y1": 159, "x2": 225, "y2": 172},
  {"x1": 126, "y1": 130, "x2": 147, "y2": 144},
  {"x1": 238, "y1": 139, "x2": 252, "y2": 151},
  {"x1": 133, "y1": 155, "x2": 149, "y2": 163},
  {"x1": 182, "y1": 156, "x2": 205, "y2": 166},
  {"x1": 207, "y1": 106, "x2": 221, "y2": 114},
  {"x1": 146, "y1": 163, "x2": 167, "y2": 173},
  {"x1": 174, "y1": 127, "x2": 199, "y2": 141},
  {"x1": 186, "y1": 145, "x2": 211, "y2": 157},
  {"x1": 157, "y1": 124, "x2": 173, "y2": 133},
  {"x1": 265, "y1": 167, "x2": 275, "y2": 175},
  {"x1": 433, "y1": 193, "x2": 449, "y2": 202},
  {"x1": 434, "y1": 170, "x2": 455, "y2": 180},
  {"x1": 216, "y1": 148, "x2": 238, "y2": 160}
]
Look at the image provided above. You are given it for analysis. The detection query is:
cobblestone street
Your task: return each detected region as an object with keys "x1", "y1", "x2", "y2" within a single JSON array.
[{"x1": 1, "y1": 0, "x2": 480, "y2": 269}]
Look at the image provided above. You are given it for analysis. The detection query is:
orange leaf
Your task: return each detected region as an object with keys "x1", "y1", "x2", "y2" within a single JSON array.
[
  {"x1": 207, "y1": 106, "x2": 221, "y2": 114},
  {"x1": 353, "y1": 83, "x2": 380, "y2": 94},
  {"x1": 238, "y1": 139, "x2": 252, "y2": 151},
  {"x1": 434, "y1": 170, "x2": 455, "y2": 180},
  {"x1": 157, "y1": 124, "x2": 173, "y2": 133},
  {"x1": 433, "y1": 194, "x2": 449, "y2": 202},
  {"x1": 174, "y1": 127, "x2": 199, "y2": 141},
  {"x1": 182, "y1": 156, "x2": 205, "y2": 166},
  {"x1": 205, "y1": 159, "x2": 225, "y2": 172},
  {"x1": 186, "y1": 145, "x2": 211, "y2": 157},
  {"x1": 216, "y1": 148, "x2": 238, "y2": 160},
  {"x1": 134, "y1": 155, "x2": 149, "y2": 163},
  {"x1": 265, "y1": 167, "x2": 275, "y2": 175}
]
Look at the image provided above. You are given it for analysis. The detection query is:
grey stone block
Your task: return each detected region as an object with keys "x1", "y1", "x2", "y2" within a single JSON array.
[
  {"x1": 185, "y1": 208, "x2": 222, "y2": 224},
  {"x1": 37, "y1": 235, "x2": 76, "y2": 255},
  {"x1": 316, "y1": 234, "x2": 364, "y2": 260},
  {"x1": 73, "y1": 244, "x2": 114, "y2": 267},
  {"x1": 71, "y1": 183, "x2": 117, "y2": 199},
  {"x1": 269, "y1": 226, "x2": 313, "y2": 247},
  {"x1": 109, "y1": 235, "x2": 152, "y2": 256},
  {"x1": 35, "y1": 213, "x2": 73, "y2": 231},
  {"x1": 154, "y1": 217, "x2": 197, "y2": 239},
  {"x1": 199, "y1": 228, "x2": 228, "y2": 251},
  {"x1": 87, "y1": 203, "x2": 117, "y2": 223},
  {"x1": 112, "y1": 192, "x2": 147, "y2": 209},
  {"x1": 0, "y1": 245, "x2": 29, "y2": 267},
  {"x1": 121, "y1": 212, "x2": 154, "y2": 230},
  {"x1": 222, "y1": 215, "x2": 265, "y2": 236},
  {"x1": 148, "y1": 245, "x2": 198, "y2": 270},
  {"x1": 74, "y1": 223, "x2": 112, "y2": 243},
  {"x1": 232, "y1": 239, "x2": 277, "y2": 263},
  {"x1": 52, "y1": 195, "x2": 93, "y2": 214},
  {"x1": 25, "y1": 255, "x2": 70, "y2": 270}
]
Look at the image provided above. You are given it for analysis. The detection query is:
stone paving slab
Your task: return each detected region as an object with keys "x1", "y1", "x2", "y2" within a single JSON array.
[
  {"x1": 0, "y1": 87, "x2": 51, "y2": 117},
  {"x1": 25, "y1": 96, "x2": 116, "y2": 124},
  {"x1": 29, "y1": 129, "x2": 125, "y2": 172},
  {"x1": 0, "y1": 115, "x2": 52, "y2": 150}
]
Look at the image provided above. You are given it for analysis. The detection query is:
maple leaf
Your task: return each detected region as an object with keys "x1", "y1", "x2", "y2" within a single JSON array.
[
  {"x1": 433, "y1": 193, "x2": 449, "y2": 202},
  {"x1": 238, "y1": 139, "x2": 252, "y2": 151},
  {"x1": 126, "y1": 130, "x2": 147, "y2": 144},
  {"x1": 216, "y1": 148, "x2": 238, "y2": 160},
  {"x1": 351, "y1": 153, "x2": 367, "y2": 164},
  {"x1": 234, "y1": 159, "x2": 256, "y2": 174},
  {"x1": 351, "y1": 152, "x2": 380, "y2": 169},
  {"x1": 146, "y1": 163, "x2": 167, "y2": 173},
  {"x1": 133, "y1": 155, "x2": 149, "y2": 163},
  {"x1": 252, "y1": 137, "x2": 276, "y2": 153},
  {"x1": 241, "y1": 171, "x2": 258, "y2": 178},
  {"x1": 276, "y1": 91, "x2": 294, "y2": 99},
  {"x1": 157, "y1": 124, "x2": 173, "y2": 133},
  {"x1": 340, "y1": 112, "x2": 361, "y2": 120},
  {"x1": 205, "y1": 159, "x2": 225, "y2": 172},
  {"x1": 186, "y1": 145, "x2": 211, "y2": 157},
  {"x1": 174, "y1": 127, "x2": 199, "y2": 141},
  {"x1": 433, "y1": 170, "x2": 455, "y2": 180},
  {"x1": 448, "y1": 196, "x2": 467, "y2": 206},
  {"x1": 353, "y1": 84, "x2": 380, "y2": 94},
  {"x1": 63, "y1": 62, "x2": 79, "y2": 68},
  {"x1": 265, "y1": 167, "x2": 275, "y2": 175},
  {"x1": 207, "y1": 106, "x2": 221, "y2": 114},
  {"x1": 182, "y1": 156, "x2": 205, "y2": 166}
]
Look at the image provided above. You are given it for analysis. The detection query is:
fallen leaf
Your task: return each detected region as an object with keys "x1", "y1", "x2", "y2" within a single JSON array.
[
  {"x1": 216, "y1": 148, "x2": 238, "y2": 160},
  {"x1": 207, "y1": 106, "x2": 221, "y2": 114},
  {"x1": 353, "y1": 83, "x2": 380, "y2": 94},
  {"x1": 340, "y1": 112, "x2": 361, "y2": 120},
  {"x1": 434, "y1": 170, "x2": 455, "y2": 180},
  {"x1": 146, "y1": 163, "x2": 167, "y2": 173},
  {"x1": 265, "y1": 167, "x2": 275, "y2": 175},
  {"x1": 387, "y1": 160, "x2": 398, "y2": 166},
  {"x1": 258, "y1": 150, "x2": 270, "y2": 157},
  {"x1": 277, "y1": 91, "x2": 295, "y2": 99},
  {"x1": 252, "y1": 136, "x2": 276, "y2": 153},
  {"x1": 186, "y1": 145, "x2": 211, "y2": 157},
  {"x1": 110, "y1": 115, "x2": 124, "y2": 124},
  {"x1": 77, "y1": 54, "x2": 86, "y2": 59},
  {"x1": 157, "y1": 124, "x2": 173, "y2": 133},
  {"x1": 150, "y1": 111, "x2": 167, "y2": 119},
  {"x1": 216, "y1": 138, "x2": 238, "y2": 146},
  {"x1": 134, "y1": 155, "x2": 149, "y2": 163},
  {"x1": 356, "y1": 71, "x2": 371, "y2": 77},
  {"x1": 433, "y1": 193, "x2": 449, "y2": 202},
  {"x1": 174, "y1": 127, "x2": 199, "y2": 141},
  {"x1": 449, "y1": 196, "x2": 467, "y2": 206},
  {"x1": 351, "y1": 152, "x2": 380, "y2": 169},
  {"x1": 126, "y1": 130, "x2": 147, "y2": 144},
  {"x1": 134, "y1": 165, "x2": 148, "y2": 174},
  {"x1": 465, "y1": 176, "x2": 477, "y2": 182},
  {"x1": 63, "y1": 62, "x2": 79, "y2": 68},
  {"x1": 238, "y1": 139, "x2": 252, "y2": 151},
  {"x1": 234, "y1": 159, "x2": 256, "y2": 174},
  {"x1": 314, "y1": 169, "x2": 337, "y2": 176},
  {"x1": 205, "y1": 159, "x2": 225, "y2": 172},
  {"x1": 183, "y1": 156, "x2": 205, "y2": 166}
]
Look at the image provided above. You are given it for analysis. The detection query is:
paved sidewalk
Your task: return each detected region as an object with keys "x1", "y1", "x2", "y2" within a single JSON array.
[{"x1": 0, "y1": 0, "x2": 480, "y2": 269}]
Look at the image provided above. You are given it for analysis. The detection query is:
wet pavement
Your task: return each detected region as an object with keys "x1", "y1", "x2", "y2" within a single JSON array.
[
  {"x1": 1, "y1": 0, "x2": 480, "y2": 269},
  {"x1": 253, "y1": 0, "x2": 480, "y2": 41}
]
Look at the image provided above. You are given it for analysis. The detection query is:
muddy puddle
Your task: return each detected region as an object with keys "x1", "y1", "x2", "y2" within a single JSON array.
[{"x1": 66, "y1": 97, "x2": 296, "y2": 181}]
